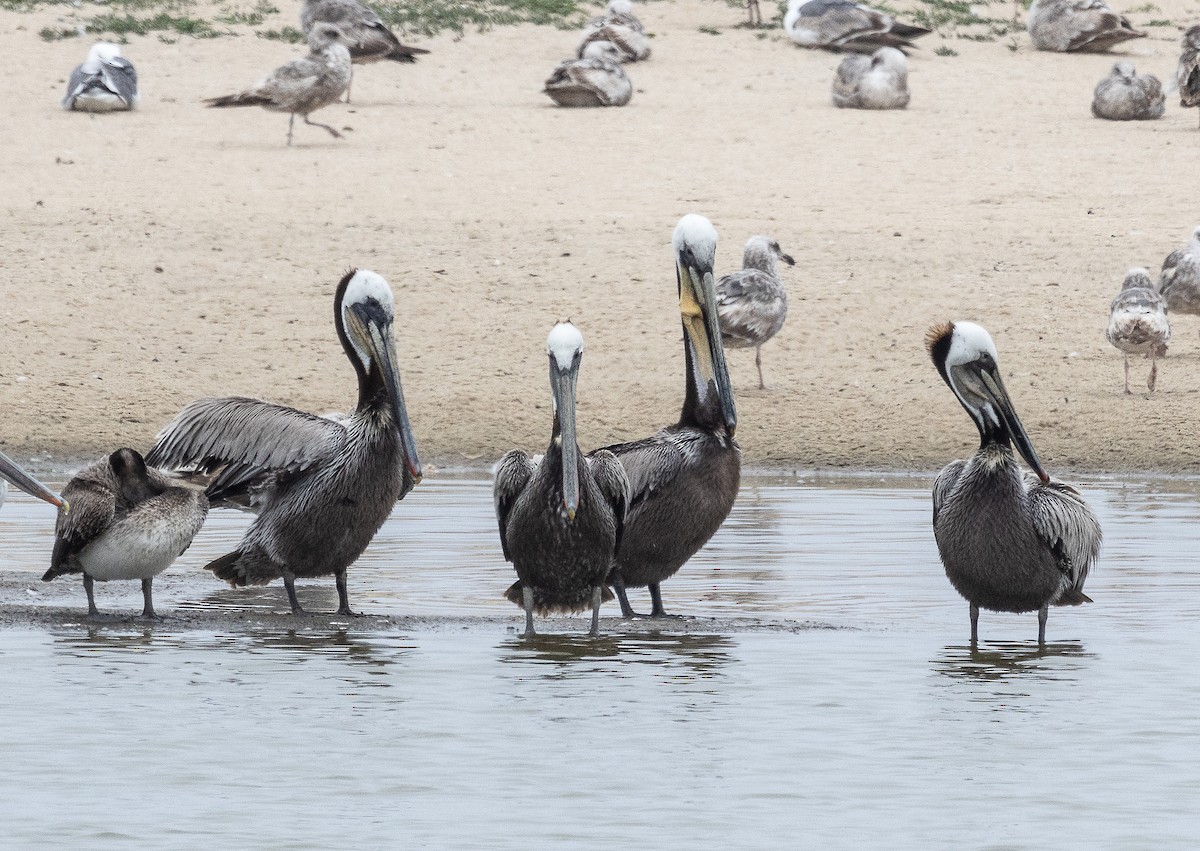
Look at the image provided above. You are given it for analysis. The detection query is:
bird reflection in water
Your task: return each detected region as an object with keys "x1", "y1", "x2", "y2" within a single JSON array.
[
  {"x1": 933, "y1": 640, "x2": 1094, "y2": 685},
  {"x1": 497, "y1": 631, "x2": 735, "y2": 680}
]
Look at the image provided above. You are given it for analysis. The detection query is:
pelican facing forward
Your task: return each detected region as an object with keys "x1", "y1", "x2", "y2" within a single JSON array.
[
  {"x1": 1107, "y1": 268, "x2": 1169, "y2": 393},
  {"x1": 147, "y1": 270, "x2": 422, "y2": 615},
  {"x1": 494, "y1": 323, "x2": 629, "y2": 637},
  {"x1": 928, "y1": 322, "x2": 1101, "y2": 644},
  {"x1": 597, "y1": 215, "x2": 741, "y2": 618},
  {"x1": 44, "y1": 449, "x2": 208, "y2": 619},
  {"x1": 716, "y1": 235, "x2": 795, "y2": 389},
  {"x1": 0, "y1": 450, "x2": 65, "y2": 512}
]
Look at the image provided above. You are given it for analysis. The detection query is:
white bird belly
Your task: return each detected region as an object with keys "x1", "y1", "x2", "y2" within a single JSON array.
[
  {"x1": 76, "y1": 522, "x2": 188, "y2": 581},
  {"x1": 71, "y1": 91, "x2": 131, "y2": 112}
]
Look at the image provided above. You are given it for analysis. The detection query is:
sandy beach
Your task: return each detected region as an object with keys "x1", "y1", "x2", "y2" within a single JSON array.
[{"x1": 4, "y1": 0, "x2": 1200, "y2": 475}]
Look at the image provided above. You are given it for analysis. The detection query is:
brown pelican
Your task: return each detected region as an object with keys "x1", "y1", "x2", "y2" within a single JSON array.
[
  {"x1": 577, "y1": 0, "x2": 651, "y2": 62},
  {"x1": 205, "y1": 23, "x2": 354, "y2": 146},
  {"x1": 300, "y1": 0, "x2": 428, "y2": 103},
  {"x1": 1177, "y1": 26, "x2": 1200, "y2": 128},
  {"x1": 62, "y1": 43, "x2": 138, "y2": 113},
  {"x1": 716, "y1": 235, "x2": 795, "y2": 389},
  {"x1": 784, "y1": 0, "x2": 930, "y2": 54},
  {"x1": 597, "y1": 215, "x2": 741, "y2": 618},
  {"x1": 493, "y1": 322, "x2": 630, "y2": 637},
  {"x1": 928, "y1": 321, "x2": 1102, "y2": 644},
  {"x1": 545, "y1": 41, "x2": 633, "y2": 108},
  {"x1": 43, "y1": 449, "x2": 208, "y2": 619},
  {"x1": 0, "y1": 450, "x2": 66, "y2": 512},
  {"x1": 146, "y1": 269, "x2": 422, "y2": 615},
  {"x1": 1107, "y1": 268, "x2": 1170, "y2": 393},
  {"x1": 832, "y1": 46, "x2": 910, "y2": 110},
  {"x1": 1158, "y1": 225, "x2": 1200, "y2": 319},
  {"x1": 1091, "y1": 62, "x2": 1164, "y2": 121},
  {"x1": 1026, "y1": 0, "x2": 1145, "y2": 52}
]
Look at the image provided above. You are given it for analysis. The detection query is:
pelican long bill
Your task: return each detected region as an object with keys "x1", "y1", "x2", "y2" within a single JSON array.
[
  {"x1": 0, "y1": 450, "x2": 66, "y2": 510},
  {"x1": 677, "y1": 248, "x2": 737, "y2": 436},
  {"x1": 549, "y1": 345, "x2": 581, "y2": 520}
]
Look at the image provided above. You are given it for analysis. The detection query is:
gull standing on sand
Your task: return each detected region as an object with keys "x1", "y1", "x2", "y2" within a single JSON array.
[
  {"x1": 300, "y1": 0, "x2": 428, "y2": 102},
  {"x1": 577, "y1": 0, "x2": 651, "y2": 62},
  {"x1": 1091, "y1": 62, "x2": 1164, "y2": 120},
  {"x1": 0, "y1": 450, "x2": 65, "y2": 512},
  {"x1": 1177, "y1": 25, "x2": 1200, "y2": 128},
  {"x1": 716, "y1": 235, "x2": 795, "y2": 389},
  {"x1": 832, "y1": 47, "x2": 910, "y2": 109},
  {"x1": 928, "y1": 321, "x2": 1102, "y2": 645},
  {"x1": 1158, "y1": 225, "x2": 1200, "y2": 321},
  {"x1": 1107, "y1": 268, "x2": 1170, "y2": 393},
  {"x1": 43, "y1": 449, "x2": 208, "y2": 620},
  {"x1": 1026, "y1": 0, "x2": 1145, "y2": 52},
  {"x1": 147, "y1": 270, "x2": 422, "y2": 616},
  {"x1": 493, "y1": 323, "x2": 629, "y2": 637},
  {"x1": 545, "y1": 41, "x2": 633, "y2": 108},
  {"x1": 205, "y1": 23, "x2": 353, "y2": 146},
  {"x1": 783, "y1": 0, "x2": 930, "y2": 53},
  {"x1": 62, "y1": 42, "x2": 138, "y2": 112}
]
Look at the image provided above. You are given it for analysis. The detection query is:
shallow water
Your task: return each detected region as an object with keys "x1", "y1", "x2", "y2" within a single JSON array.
[{"x1": 2, "y1": 473, "x2": 1200, "y2": 847}]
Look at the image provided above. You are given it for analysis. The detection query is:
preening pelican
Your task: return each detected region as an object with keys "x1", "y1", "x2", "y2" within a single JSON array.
[
  {"x1": 1026, "y1": 0, "x2": 1145, "y2": 52},
  {"x1": 300, "y1": 0, "x2": 429, "y2": 102},
  {"x1": 0, "y1": 450, "x2": 65, "y2": 511},
  {"x1": 1107, "y1": 268, "x2": 1169, "y2": 393},
  {"x1": 596, "y1": 215, "x2": 741, "y2": 618},
  {"x1": 493, "y1": 322, "x2": 630, "y2": 637},
  {"x1": 44, "y1": 448, "x2": 208, "y2": 619},
  {"x1": 1091, "y1": 62, "x2": 1164, "y2": 121},
  {"x1": 62, "y1": 43, "x2": 138, "y2": 113},
  {"x1": 928, "y1": 321, "x2": 1101, "y2": 644},
  {"x1": 147, "y1": 269, "x2": 422, "y2": 615},
  {"x1": 205, "y1": 23, "x2": 354, "y2": 146},
  {"x1": 716, "y1": 234, "x2": 795, "y2": 389},
  {"x1": 784, "y1": 0, "x2": 930, "y2": 54},
  {"x1": 1178, "y1": 26, "x2": 1200, "y2": 128}
]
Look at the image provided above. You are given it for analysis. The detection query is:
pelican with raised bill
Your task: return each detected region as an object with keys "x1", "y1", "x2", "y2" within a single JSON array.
[
  {"x1": 595, "y1": 215, "x2": 741, "y2": 618},
  {"x1": 494, "y1": 322, "x2": 630, "y2": 637},
  {"x1": 43, "y1": 449, "x2": 208, "y2": 619},
  {"x1": 928, "y1": 322, "x2": 1102, "y2": 645},
  {"x1": 147, "y1": 269, "x2": 422, "y2": 616},
  {"x1": 0, "y1": 450, "x2": 65, "y2": 511}
]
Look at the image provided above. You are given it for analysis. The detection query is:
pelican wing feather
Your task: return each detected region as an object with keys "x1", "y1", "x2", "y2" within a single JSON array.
[
  {"x1": 587, "y1": 448, "x2": 630, "y2": 555},
  {"x1": 931, "y1": 459, "x2": 966, "y2": 526},
  {"x1": 493, "y1": 449, "x2": 536, "y2": 562},
  {"x1": 599, "y1": 433, "x2": 688, "y2": 513},
  {"x1": 1025, "y1": 476, "x2": 1102, "y2": 596}
]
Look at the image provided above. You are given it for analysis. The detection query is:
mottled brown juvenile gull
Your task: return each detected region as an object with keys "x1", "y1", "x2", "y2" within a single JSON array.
[
  {"x1": 44, "y1": 449, "x2": 208, "y2": 620},
  {"x1": 716, "y1": 235, "x2": 795, "y2": 389},
  {"x1": 832, "y1": 46, "x2": 910, "y2": 109},
  {"x1": 1091, "y1": 62, "x2": 1164, "y2": 120},
  {"x1": 578, "y1": 0, "x2": 651, "y2": 62},
  {"x1": 62, "y1": 42, "x2": 138, "y2": 113},
  {"x1": 205, "y1": 23, "x2": 353, "y2": 146},
  {"x1": 545, "y1": 41, "x2": 632, "y2": 108},
  {"x1": 1159, "y1": 225, "x2": 1200, "y2": 319},
  {"x1": 1177, "y1": 25, "x2": 1200, "y2": 128},
  {"x1": 1107, "y1": 268, "x2": 1170, "y2": 393},
  {"x1": 784, "y1": 0, "x2": 930, "y2": 53},
  {"x1": 300, "y1": 0, "x2": 428, "y2": 102},
  {"x1": 1027, "y1": 0, "x2": 1145, "y2": 52}
]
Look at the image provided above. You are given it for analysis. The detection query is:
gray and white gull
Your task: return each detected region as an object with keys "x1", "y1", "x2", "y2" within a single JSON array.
[
  {"x1": 1158, "y1": 225, "x2": 1200, "y2": 321},
  {"x1": 1177, "y1": 25, "x2": 1200, "y2": 128},
  {"x1": 832, "y1": 46, "x2": 910, "y2": 109},
  {"x1": 1092, "y1": 62, "x2": 1164, "y2": 120},
  {"x1": 578, "y1": 0, "x2": 651, "y2": 62},
  {"x1": 300, "y1": 0, "x2": 428, "y2": 102},
  {"x1": 1027, "y1": 0, "x2": 1145, "y2": 52},
  {"x1": 716, "y1": 235, "x2": 795, "y2": 389},
  {"x1": 545, "y1": 41, "x2": 633, "y2": 108},
  {"x1": 784, "y1": 0, "x2": 930, "y2": 53},
  {"x1": 1106, "y1": 268, "x2": 1170, "y2": 393},
  {"x1": 62, "y1": 42, "x2": 138, "y2": 112}
]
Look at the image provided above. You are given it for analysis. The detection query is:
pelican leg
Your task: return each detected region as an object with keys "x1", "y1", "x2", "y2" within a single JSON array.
[
  {"x1": 283, "y1": 571, "x2": 304, "y2": 614},
  {"x1": 335, "y1": 568, "x2": 357, "y2": 616},
  {"x1": 1123, "y1": 354, "x2": 1131, "y2": 394},
  {"x1": 140, "y1": 577, "x2": 159, "y2": 620},
  {"x1": 589, "y1": 586, "x2": 603, "y2": 637},
  {"x1": 609, "y1": 570, "x2": 644, "y2": 618},
  {"x1": 1148, "y1": 351, "x2": 1158, "y2": 393},
  {"x1": 287, "y1": 113, "x2": 295, "y2": 147},
  {"x1": 84, "y1": 574, "x2": 101, "y2": 619},
  {"x1": 303, "y1": 113, "x2": 342, "y2": 139},
  {"x1": 969, "y1": 602, "x2": 979, "y2": 644},
  {"x1": 756, "y1": 346, "x2": 766, "y2": 390},
  {"x1": 522, "y1": 585, "x2": 536, "y2": 638},
  {"x1": 1037, "y1": 605, "x2": 1048, "y2": 645},
  {"x1": 648, "y1": 583, "x2": 685, "y2": 619}
]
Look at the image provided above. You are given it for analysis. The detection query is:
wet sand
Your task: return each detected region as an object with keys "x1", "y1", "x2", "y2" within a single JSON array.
[{"x1": 3, "y1": 1, "x2": 1200, "y2": 474}]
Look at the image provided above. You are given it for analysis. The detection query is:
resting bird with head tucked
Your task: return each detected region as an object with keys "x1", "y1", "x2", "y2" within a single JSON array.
[
  {"x1": 493, "y1": 322, "x2": 629, "y2": 637},
  {"x1": 545, "y1": 41, "x2": 633, "y2": 108},
  {"x1": 147, "y1": 269, "x2": 422, "y2": 616},
  {"x1": 1177, "y1": 26, "x2": 1200, "y2": 128},
  {"x1": 831, "y1": 46, "x2": 910, "y2": 110},
  {"x1": 1027, "y1": 0, "x2": 1145, "y2": 52},
  {"x1": 1091, "y1": 61, "x2": 1163, "y2": 120},
  {"x1": 577, "y1": 0, "x2": 651, "y2": 62},
  {"x1": 927, "y1": 321, "x2": 1101, "y2": 645},
  {"x1": 784, "y1": 0, "x2": 930, "y2": 53},
  {"x1": 62, "y1": 42, "x2": 138, "y2": 113}
]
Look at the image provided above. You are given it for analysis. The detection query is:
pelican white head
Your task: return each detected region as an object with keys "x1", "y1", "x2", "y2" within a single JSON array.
[
  {"x1": 672, "y1": 214, "x2": 718, "y2": 268},
  {"x1": 547, "y1": 322, "x2": 584, "y2": 371}
]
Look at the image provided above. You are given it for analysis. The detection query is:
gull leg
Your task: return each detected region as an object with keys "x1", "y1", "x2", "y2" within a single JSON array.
[
  {"x1": 140, "y1": 577, "x2": 159, "y2": 620},
  {"x1": 970, "y1": 602, "x2": 979, "y2": 644},
  {"x1": 287, "y1": 113, "x2": 295, "y2": 147},
  {"x1": 608, "y1": 569, "x2": 643, "y2": 618},
  {"x1": 756, "y1": 346, "x2": 766, "y2": 389},
  {"x1": 284, "y1": 570, "x2": 304, "y2": 614},
  {"x1": 344, "y1": 69, "x2": 354, "y2": 104},
  {"x1": 1037, "y1": 605, "x2": 1048, "y2": 646},
  {"x1": 335, "y1": 568, "x2": 356, "y2": 616},
  {"x1": 522, "y1": 585, "x2": 536, "y2": 637},
  {"x1": 589, "y1": 586, "x2": 602, "y2": 637},
  {"x1": 304, "y1": 113, "x2": 342, "y2": 139},
  {"x1": 1148, "y1": 350, "x2": 1158, "y2": 392},
  {"x1": 1123, "y1": 354, "x2": 1131, "y2": 394}
]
